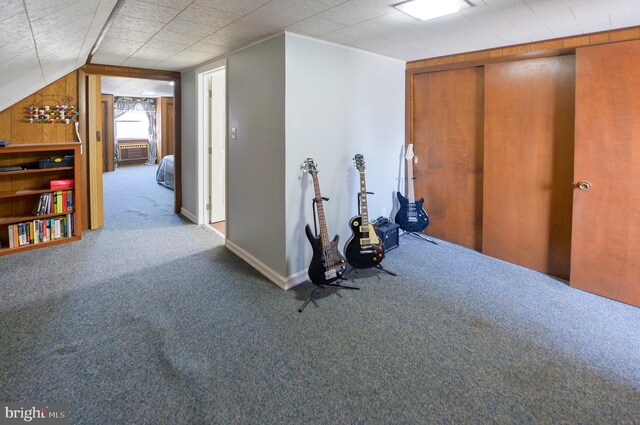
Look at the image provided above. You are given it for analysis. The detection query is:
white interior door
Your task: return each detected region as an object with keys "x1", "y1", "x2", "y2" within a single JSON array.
[{"x1": 209, "y1": 71, "x2": 226, "y2": 223}]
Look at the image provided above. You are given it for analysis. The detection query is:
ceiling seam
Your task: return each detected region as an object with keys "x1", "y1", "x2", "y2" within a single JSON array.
[
  {"x1": 22, "y1": 0, "x2": 47, "y2": 84},
  {"x1": 75, "y1": 0, "x2": 102, "y2": 69}
]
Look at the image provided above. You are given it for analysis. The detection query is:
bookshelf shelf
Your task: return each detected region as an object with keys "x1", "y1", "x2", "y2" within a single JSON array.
[
  {"x1": 0, "y1": 144, "x2": 82, "y2": 255},
  {"x1": 0, "y1": 210, "x2": 75, "y2": 226},
  {"x1": 0, "y1": 235, "x2": 81, "y2": 255},
  {"x1": 0, "y1": 166, "x2": 73, "y2": 177}
]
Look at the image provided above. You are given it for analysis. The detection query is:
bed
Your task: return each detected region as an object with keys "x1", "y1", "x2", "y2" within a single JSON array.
[{"x1": 156, "y1": 155, "x2": 175, "y2": 190}]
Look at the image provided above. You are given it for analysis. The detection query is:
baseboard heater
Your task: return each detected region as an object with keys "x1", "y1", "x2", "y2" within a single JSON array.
[{"x1": 119, "y1": 140, "x2": 149, "y2": 163}]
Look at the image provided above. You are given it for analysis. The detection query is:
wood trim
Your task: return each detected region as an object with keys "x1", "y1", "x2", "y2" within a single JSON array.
[
  {"x1": 79, "y1": 64, "x2": 182, "y2": 214},
  {"x1": 87, "y1": 75, "x2": 104, "y2": 229},
  {"x1": 101, "y1": 94, "x2": 114, "y2": 171},
  {"x1": 407, "y1": 26, "x2": 640, "y2": 73},
  {"x1": 80, "y1": 64, "x2": 179, "y2": 81},
  {"x1": 78, "y1": 70, "x2": 89, "y2": 231},
  {"x1": 173, "y1": 79, "x2": 182, "y2": 213}
]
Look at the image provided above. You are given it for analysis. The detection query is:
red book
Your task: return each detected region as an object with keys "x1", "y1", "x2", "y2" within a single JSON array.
[{"x1": 50, "y1": 179, "x2": 74, "y2": 190}]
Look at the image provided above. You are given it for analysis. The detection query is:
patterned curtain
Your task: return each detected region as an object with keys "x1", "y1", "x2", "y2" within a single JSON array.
[{"x1": 113, "y1": 97, "x2": 157, "y2": 166}]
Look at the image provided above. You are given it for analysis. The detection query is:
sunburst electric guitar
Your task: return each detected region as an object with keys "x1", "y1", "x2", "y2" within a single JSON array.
[
  {"x1": 395, "y1": 144, "x2": 429, "y2": 232},
  {"x1": 344, "y1": 154, "x2": 385, "y2": 269},
  {"x1": 303, "y1": 159, "x2": 347, "y2": 285}
]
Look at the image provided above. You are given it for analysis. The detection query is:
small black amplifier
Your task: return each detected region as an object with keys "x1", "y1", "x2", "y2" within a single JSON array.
[{"x1": 376, "y1": 222, "x2": 400, "y2": 251}]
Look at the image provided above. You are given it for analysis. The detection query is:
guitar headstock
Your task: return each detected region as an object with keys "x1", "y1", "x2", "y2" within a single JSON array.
[
  {"x1": 405, "y1": 144, "x2": 414, "y2": 161},
  {"x1": 354, "y1": 154, "x2": 365, "y2": 172},
  {"x1": 303, "y1": 158, "x2": 318, "y2": 177}
]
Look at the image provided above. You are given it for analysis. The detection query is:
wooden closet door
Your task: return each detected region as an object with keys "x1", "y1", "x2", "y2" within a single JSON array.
[
  {"x1": 483, "y1": 56, "x2": 576, "y2": 279},
  {"x1": 412, "y1": 67, "x2": 484, "y2": 250},
  {"x1": 571, "y1": 40, "x2": 640, "y2": 306}
]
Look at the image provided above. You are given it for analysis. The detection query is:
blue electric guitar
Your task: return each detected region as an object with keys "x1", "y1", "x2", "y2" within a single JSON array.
[{"x1": 395, "y1": 144, "x2": 430, "y2": 232}]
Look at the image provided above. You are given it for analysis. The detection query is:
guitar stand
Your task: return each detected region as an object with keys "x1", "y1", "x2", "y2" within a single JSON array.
[
  {"x1": 402, "y1": 230, "x2": 438, "y2": 245},
  {"x1": 299, "y1": 197, "x2": 359, "y2": 313}
]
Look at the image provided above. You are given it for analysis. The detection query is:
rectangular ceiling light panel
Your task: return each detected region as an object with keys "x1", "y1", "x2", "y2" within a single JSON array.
[{"x1": 395, "y1": 0, "x2": 464, "y2": 21}]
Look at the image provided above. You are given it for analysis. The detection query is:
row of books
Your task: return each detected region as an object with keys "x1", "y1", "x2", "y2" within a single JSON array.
[
  {"x1": 8, "y1": 214, "x2": 75, "y2": 248},
  {"x1": 33, "y1": 190, "x2": 73, "y2": 215}
]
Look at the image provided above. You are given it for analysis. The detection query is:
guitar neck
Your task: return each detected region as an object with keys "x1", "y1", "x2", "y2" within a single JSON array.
[
  {"x1": 359, "y1": 170, "x2": 369, "y2": 228},
  {"x1": 312, "y1": 175, "x2": 330, "y2": 248},
  {"x1": 406, "y1": 156, "x2": 415, "y2": 203}
]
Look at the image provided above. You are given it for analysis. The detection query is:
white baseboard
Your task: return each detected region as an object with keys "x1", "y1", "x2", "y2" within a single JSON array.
[
  {"x1": 180, "y1": 207, "x2": 198, "y2": 224},
  {"x1": 225, "y1": 239, "x2": 308, "y2": 290}
]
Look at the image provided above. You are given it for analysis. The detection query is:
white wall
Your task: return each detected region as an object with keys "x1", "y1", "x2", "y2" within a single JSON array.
[
  {"x1": 179, "y1": 32, "x2": 405, "y2": 287},
  {"x1": 180, "y1": 68, "x2": 198, "y2": 219},
  {"x1": 227, "y1": 35, "x2": 287, "y2": 276},
  {"x1": 284, "y1": 34, "x2": 406, "y2": 279}
]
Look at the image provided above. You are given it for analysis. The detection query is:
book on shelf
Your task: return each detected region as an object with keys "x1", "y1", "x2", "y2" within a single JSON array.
[
  {"x1": 32, "y1": 190, "x2": 73, "y2": 216},
  {"x1": 7, "y1": 214, "x2": 75, "y2": 248}
]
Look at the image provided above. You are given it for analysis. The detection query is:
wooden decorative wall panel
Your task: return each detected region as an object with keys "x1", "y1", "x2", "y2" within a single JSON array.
[
  {"x1": 483, "y1": 56, "x2": 576, "y2": 279},
  {"x1": 411, "y1": 67, "x2": 484, "y2": 250},
  {"x1": 0, "y1": 72, "x2": 78, "y2": 144}
]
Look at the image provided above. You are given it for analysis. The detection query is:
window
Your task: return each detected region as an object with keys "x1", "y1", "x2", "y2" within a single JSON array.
[{"x1": 115, "y1": 110, "x2": 149, "y2": 140}]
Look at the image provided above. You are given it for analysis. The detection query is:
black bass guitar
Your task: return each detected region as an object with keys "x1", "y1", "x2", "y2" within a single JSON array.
[
  {"x1": 395, "y1": 143, "x2": 429, "y2": 232},
  {"x1": 304, "y1": 159, "x2": 346, "y2": 285},
  {"x1": 344, "y1": 154, "x2": 385, "y2": 268}
]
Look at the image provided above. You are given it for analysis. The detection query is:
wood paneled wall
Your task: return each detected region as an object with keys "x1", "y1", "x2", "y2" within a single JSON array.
[
  {"x1": 407, "y1": 26, "x2": 640, "y2": 73},
  {"x1": 0, "y1": 72, "x2": 78, "y2": 144}
]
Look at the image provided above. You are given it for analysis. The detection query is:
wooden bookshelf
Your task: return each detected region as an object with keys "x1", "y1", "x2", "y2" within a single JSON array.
[{"x1": 0, "y1": 143, "x2": 82, "y2": 255}]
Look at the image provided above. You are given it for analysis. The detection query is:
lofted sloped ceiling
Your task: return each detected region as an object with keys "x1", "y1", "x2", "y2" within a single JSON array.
[
  {"x1": 91, "y1": 0, "x2": 640, "y2": 71},
  {"x1": 1, "y1": 0, "x2": 639, "y2": 112},
  {"x1": 0, "y1": 0, "x2": 118, "y2": 111}
]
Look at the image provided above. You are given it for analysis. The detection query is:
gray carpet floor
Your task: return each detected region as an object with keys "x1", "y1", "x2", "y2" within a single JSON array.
[{"x1": 1, "y1": 164, "x2": 639, "y2": 424}]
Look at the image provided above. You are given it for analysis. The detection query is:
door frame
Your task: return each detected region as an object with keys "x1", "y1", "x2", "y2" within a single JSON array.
[
  {"x1": 197, "y1": 59, "x2": 227, "y2": 230},
  {"x1": 78, "y1": 64, "x2": 182, "y2": 229}
]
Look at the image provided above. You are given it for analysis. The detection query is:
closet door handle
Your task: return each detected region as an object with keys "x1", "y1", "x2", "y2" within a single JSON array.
[{"x1": 577, "y1": 181, "x2": 592, "y2": 191}]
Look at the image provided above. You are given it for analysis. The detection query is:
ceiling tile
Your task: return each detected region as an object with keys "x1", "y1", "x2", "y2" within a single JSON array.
[
  {"x1": 193, "y1": 0, "x2": 271, "y2": 15},
  {"x1": 188, "y1": 42, "x2": 228, "y2": 56},
  {"x1": 164, "y1": 19, "x2": 215, "y2": 38},
  {"x1": 119, "y1": 0, "x2": 181, "y2": 23},
  {"x1": 286, "y1": 16, "x2": 346, "y2": 36},
  {"x1": 0, "y1": 37, "x2": 36, "y2": 63},
  {"x1": 202, "y1": 32, "x2": 253, "y2": 48},
  {"x1": 154, "y1": 49, "x2": 217, "y2": 70},
  {"x1": 317, "y1": 0, "x2": 391, "y2": 26},
  {"x1": 143, "y1": 38, "x2": 191, "y2": 54},
  {"x1": 25, "y1": 0, "x2": 96, "y2": 23},
  {"x1": 334, "y1": 20, "x2": 387, "y2": 39},
  {"x1": 153, "y1": 30, "x2": 204, "y2": 45},
  {"x1": 258, "y1": 0, "x2": 331, "y2": 20},
  {"x1": 175, "y1": 3, "x2": 241, "y2": 28},
  {"x1": 234, "y1": 10, "x2": 297, "y2": 31},
  {"x1": 132, "y1": 45, "x2": 178, "y2": 61},
  {"x1": 318, "y1": 31, "x2": 360, "y2": 45},
  {"x1": 121, "y1": 56, "x2": 164, "y2": 69},
  {"x1": 111, "y1": 14, "x2": 167, "y2": 39},
  {"x1": 135, "y1": 0, "x2": 193, "y2": 11},
  {"x1": 91, "y1": 52, "x2": 130, "y2": 65}
]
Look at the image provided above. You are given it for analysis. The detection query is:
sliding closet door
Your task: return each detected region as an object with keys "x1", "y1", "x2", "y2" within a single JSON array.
[
  {"x1": 483, "y1": 56, "x2": 575, "y2": 279},
  {"x1": 412, "y1": 67, "x2": 484, "y2": 250},
  {"x1": 571, "y1": 40, "x2": 640, "y2": 307}
]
